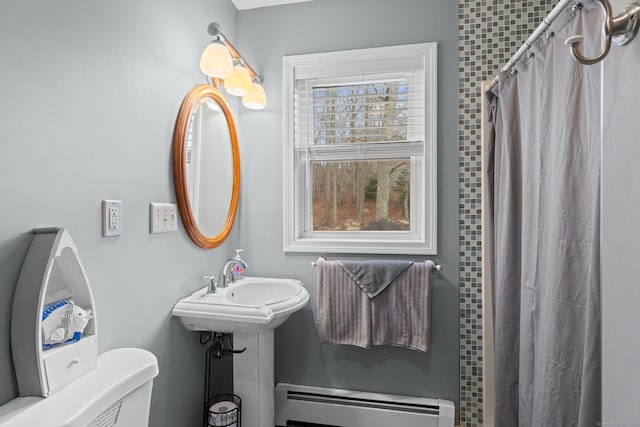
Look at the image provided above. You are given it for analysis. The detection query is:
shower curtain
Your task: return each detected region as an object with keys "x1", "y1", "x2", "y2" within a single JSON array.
[{"x1": 485, "y1": 6, "x2": 602, "y2": 426}]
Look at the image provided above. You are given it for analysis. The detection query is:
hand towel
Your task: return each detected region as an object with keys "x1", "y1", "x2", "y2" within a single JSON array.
[
  {"x1": 371, "y1": 260, "x2": 434, "y2": 351},
  {"x1": 316, "y1": 259, "x2": 370, "y2": 348},
  {"x1": 336, "y1": 260, "x2": 413, "y2": 298}
]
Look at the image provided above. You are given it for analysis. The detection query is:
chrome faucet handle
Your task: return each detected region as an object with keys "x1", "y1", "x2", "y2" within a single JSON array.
[
  {"x1": 227, "y1": 270, "x2": 237, "y2": 285},
  {"x1": 202, "y1": 275, "x2": 217, "y2": 294},
  {"x1": 222, "y1": 268, "x2": 235, "y2": 286}
]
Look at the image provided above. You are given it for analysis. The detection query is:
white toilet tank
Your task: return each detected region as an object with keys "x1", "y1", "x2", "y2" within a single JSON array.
[{"x1": 0, "y1": 347, "x2": 159, "y2": 427}]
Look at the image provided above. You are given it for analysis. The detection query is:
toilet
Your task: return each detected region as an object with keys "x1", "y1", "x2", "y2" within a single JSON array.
[
  {"x1": 0, "y1": 227, "x2": 159, "y2": 426},
  {"x1": 0, "y1": 347, "x2": 158, "y2": 426}
]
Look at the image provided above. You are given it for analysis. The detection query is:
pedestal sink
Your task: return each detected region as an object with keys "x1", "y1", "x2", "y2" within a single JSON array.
[{"x1": 172, "y1": 277, "x2": 309, "y2": 427}]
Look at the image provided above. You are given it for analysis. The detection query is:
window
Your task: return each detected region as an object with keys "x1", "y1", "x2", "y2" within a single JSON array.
[{"x1": 283, "y1": 43, "x2": 437, "y2": 254}]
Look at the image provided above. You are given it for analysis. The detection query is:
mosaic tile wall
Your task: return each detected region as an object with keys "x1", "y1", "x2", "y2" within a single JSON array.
[{"x1": 457, "y1": 1, "x2": 557, "y2": 425}]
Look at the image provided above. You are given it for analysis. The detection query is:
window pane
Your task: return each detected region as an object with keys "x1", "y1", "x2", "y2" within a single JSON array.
[
  {"x1": 313, "y1": 81, "x2": 416, "y2": 145},
  {"x1": 311, "y1": 159, "x2": 410, "y2": 231}
]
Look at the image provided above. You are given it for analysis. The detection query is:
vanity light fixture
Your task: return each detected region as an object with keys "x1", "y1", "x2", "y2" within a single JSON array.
[
  {"x1": 242, "y1": 77, "x2": 268, "y2": 110},
  {"x1": 200, "y1": 41, "x2": 233, "y2": 78},
  {"x1": 224, "y1": 60, "x2": 253, "y2": 96},
  {"x1": 200, "y1": 22, "x2": 267, "y2": 110}
]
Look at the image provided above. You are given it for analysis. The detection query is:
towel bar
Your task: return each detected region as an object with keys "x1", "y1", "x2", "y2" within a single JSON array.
[{"x1": 310, "y1": 258, "x2": 442, "y2": 271}]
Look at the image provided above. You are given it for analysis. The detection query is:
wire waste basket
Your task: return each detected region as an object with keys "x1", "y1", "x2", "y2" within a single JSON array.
[{"x1": 208, "y1": 394, "x2": 241, "y2": 427}]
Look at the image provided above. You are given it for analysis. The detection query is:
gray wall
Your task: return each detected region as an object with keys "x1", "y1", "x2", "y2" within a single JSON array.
[
  {"x1": 0, "y1": 1, "x2": 240, "y2": 426},
  {"x1": 237, "y1": 0, "x2": 460, "y2": 404},
  {"x1": 0, "y1": 1, "x2": 459, "y2": 426},
  {"x1": 602, "y1": 0, "x2": 640, "y2": 423}
]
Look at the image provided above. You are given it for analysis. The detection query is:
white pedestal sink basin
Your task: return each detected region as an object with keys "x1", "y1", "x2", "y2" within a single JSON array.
[
  {"x1": 172, "y1": 277, "x2": 309, "y2": 427},
  {"x1": 172, "y1": 277, "x2": 308, "y2": 333}
]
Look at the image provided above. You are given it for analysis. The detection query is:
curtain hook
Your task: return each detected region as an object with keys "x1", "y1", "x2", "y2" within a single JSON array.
[{"x1": 565, "y1": 0, "x2": 614, "y2": 65}]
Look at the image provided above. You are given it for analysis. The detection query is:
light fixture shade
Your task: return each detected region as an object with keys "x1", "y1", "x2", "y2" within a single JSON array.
[
  {"x1": 242, "y1": 82, "x2": 267, "y2": 110},
  {"x1": 224, "y1": 65, "x2": 252, "y2": 96},
  {"x1": 200, "y1": 42, "x2": 233, "y2": 78}
]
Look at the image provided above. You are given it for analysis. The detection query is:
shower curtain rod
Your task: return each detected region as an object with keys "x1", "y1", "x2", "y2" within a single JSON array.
[
  {"x1": 489, "y1": 0, "x2": 579, "y2": 89},
  {"x1": 489, "y1": 0, "x2": 640, "y2": 89}
]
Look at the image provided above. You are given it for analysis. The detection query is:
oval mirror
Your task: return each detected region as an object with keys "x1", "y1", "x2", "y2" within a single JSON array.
[{"x1": 173, "y1": 84, "x2": 240, "y2": 249}]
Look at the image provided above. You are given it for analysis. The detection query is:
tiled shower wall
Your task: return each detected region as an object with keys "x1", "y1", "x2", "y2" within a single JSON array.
[{"x1": 457, "y1": 1, "x2": 556, "y2": 425}]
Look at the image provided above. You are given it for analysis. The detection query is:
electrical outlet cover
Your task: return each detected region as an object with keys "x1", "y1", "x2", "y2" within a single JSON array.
[{"x1": 102, "y1": 200, "x2": 122, "y2": 237}]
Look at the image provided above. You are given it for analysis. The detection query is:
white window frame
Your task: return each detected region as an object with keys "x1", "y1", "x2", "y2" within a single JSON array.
[{"x1": 283, "y1": 43, "x2": 437, "y2": 255}]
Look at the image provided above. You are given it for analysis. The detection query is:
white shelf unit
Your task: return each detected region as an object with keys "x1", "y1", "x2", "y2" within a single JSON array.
[{"x1": 11, "y1": 227, "x2": 98, "y2": 397}]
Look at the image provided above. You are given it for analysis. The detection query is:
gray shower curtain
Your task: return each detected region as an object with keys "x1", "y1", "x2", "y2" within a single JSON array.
[{"x1": 485, "y1": 6, "x2": 602, "y2": 427}]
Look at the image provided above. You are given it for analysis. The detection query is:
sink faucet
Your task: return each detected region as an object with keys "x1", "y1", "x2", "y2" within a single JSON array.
[{"x1": 208, "y1": 257, "x2": 248, "y2": 294}]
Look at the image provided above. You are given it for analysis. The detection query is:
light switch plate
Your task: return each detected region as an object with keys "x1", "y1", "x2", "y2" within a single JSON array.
[
  {"x1": 150, "y1": 202, "x2": 178, "y2": 233},
  {"x1": 102, "y1": 200, "x2": 122, "y2": 237}
]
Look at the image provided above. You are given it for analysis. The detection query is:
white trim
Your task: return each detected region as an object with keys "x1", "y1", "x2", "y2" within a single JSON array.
[
  {"x1": 283, "y1": 43, "x2": 437, "y2": 255},
  {"x1": 231, "y1": 0, "x2": 313, "y2": 10}
]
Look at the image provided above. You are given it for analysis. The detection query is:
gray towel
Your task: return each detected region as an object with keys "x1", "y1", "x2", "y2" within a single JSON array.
[
  {"x1": 317, "y1": 259, "x2": 370, "y2": 348},
  {"x1": 336, "y1": 260, "x2": 413, "y2": 298},
  {"x1": 371, "y1": 260, "x2": 433, "y2": 351},
  {"x1": 316, "y1": 259, "x2": 433, "y2": 352}
]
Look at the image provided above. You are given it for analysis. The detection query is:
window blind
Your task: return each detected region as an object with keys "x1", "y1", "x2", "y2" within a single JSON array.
[{"x1": 294, "y1": 72, "x2": 425, "y2": 148}]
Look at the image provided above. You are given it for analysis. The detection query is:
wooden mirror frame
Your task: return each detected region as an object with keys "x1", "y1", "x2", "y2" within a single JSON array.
[{"x1": 173, "y1": 84, "x2": 240, "y2": 249}]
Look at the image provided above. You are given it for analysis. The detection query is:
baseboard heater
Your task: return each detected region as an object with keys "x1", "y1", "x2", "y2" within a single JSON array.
[{"x1": 275, "y1": 383, "x2": 455, "y2": 427}]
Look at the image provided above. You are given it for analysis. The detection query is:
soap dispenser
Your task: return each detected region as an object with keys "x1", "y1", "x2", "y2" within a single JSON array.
[{"x1": 231, "y1": 249, "x2": 246, "y2": 280}]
